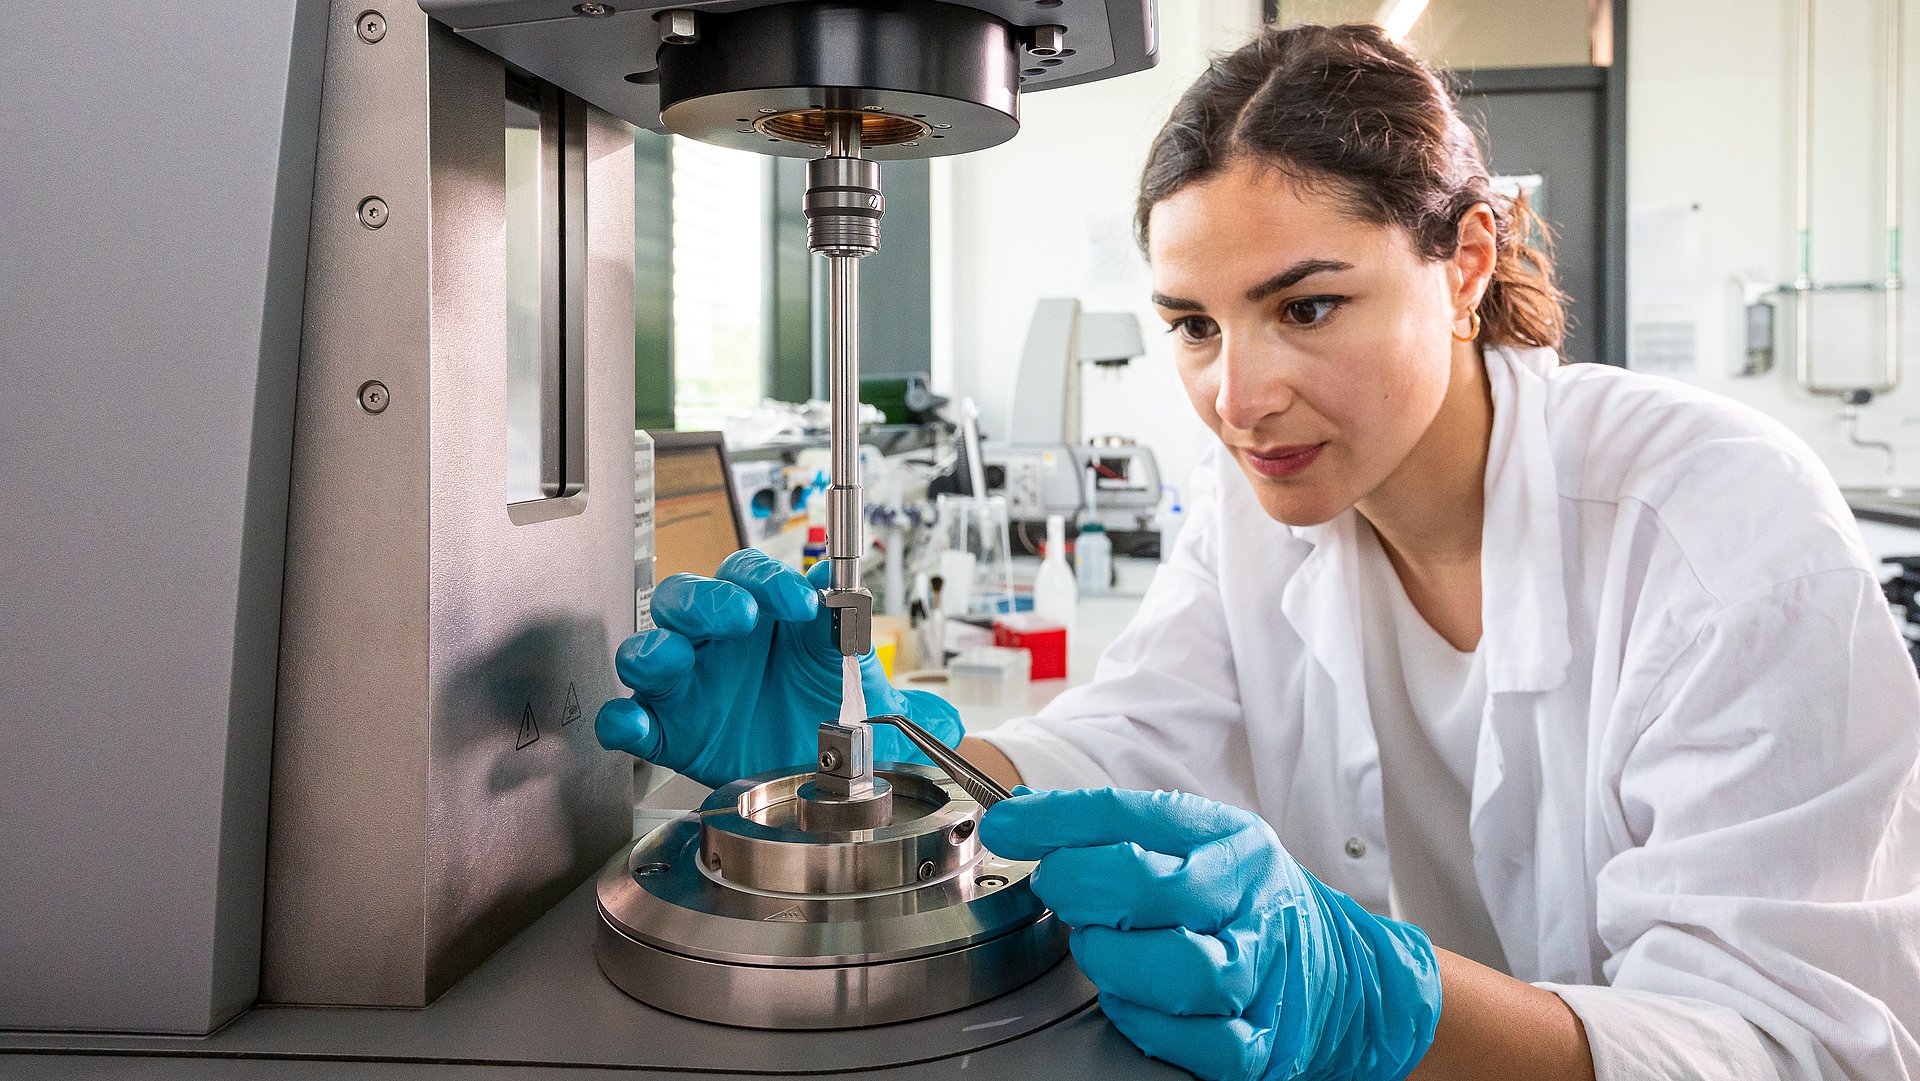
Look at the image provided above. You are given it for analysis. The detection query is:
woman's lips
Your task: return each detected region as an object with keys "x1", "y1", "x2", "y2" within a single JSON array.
[{"x1": 1242, "y1": 442, "x2": 1327, "y2": 479}]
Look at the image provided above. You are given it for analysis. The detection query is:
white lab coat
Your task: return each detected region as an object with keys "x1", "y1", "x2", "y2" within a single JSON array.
[{"x1": 982, "y1": 345, "x2": 1920, "y2": 1080}]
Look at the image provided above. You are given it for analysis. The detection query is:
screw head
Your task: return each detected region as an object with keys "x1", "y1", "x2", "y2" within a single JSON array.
[
  {"x1": 1028, "y1": 24, "x2": 1067, "y2": 57},
  {"x1": 976, "y1": 874, "x2": 1008, "y2": 889},
  {"x1": 916, "y1": 860, "x2": 937, "y2": 881},
  {"x1": 356, "y1": 10, "x2": 386, "y2": 43},
  {"x1": 574, "y1": 2, "x2": 613, "y2": 16},
  {"x1": 659, "y1": 8, "x2": 697, "y2": 42},
  {"x1": 358, "y1": 381, "x2": 390, "y2": 414},
  {"x1": 818, "y1": 749, "x2": 840, "y2": 772},
  {"x1": 357, "y1": 196, "x2": 388, "y2": 229}
]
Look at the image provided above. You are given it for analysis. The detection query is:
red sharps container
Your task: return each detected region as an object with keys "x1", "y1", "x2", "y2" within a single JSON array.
[{"x1": 992, "y1": 613, "x2": 1068, "y2": 681}]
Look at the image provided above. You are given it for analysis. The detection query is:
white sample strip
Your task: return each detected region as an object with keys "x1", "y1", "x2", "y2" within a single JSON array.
[{"x1": 840, "y1": 653, "x2": 867, "y2": 724}]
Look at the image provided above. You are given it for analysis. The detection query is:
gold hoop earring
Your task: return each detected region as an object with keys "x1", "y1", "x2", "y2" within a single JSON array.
[{"x1": 1452, "y1": 308, "x2": 1482, "y2": 343}]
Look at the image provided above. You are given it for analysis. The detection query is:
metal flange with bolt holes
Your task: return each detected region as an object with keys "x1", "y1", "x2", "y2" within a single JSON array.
[{"x1": 594, "y1": 762, "x2": 1069, "y2": 1029}]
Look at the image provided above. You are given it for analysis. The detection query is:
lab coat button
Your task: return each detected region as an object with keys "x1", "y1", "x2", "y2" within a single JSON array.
[{"x1": 1344, "y1": 837, "x2": 1367, "y2": 859}]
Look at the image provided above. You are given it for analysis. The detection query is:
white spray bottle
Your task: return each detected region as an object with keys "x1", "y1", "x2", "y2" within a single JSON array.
[{"x1": 1032, "y1": 513, "x2": 1078, "y2": 632}]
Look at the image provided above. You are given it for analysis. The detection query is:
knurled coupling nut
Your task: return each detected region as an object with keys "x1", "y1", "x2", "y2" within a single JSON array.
[{"x1": 804, "y1": 156, "x2": 884, "y2": 258}]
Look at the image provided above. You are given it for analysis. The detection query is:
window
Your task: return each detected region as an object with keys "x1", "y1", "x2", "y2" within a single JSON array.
[
  {"x1": 631, "y1": 137, "x2": 931, "y2": 431},
  {"x1": 669, "y1": 138, "x2": 769, "y2": 431}
]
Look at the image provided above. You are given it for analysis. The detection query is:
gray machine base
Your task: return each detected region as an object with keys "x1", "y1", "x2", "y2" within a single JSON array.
[{"x1": 0, "y1": 818, "x2": 1184, "y2": 1080}]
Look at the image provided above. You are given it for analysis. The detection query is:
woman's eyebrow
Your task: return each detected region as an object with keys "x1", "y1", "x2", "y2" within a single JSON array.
[
  {"x1": 1151, "y1": 258, "x2": 1356, "y2": 312},
  {"x1": 1245, "y1": 259, "x2": 1354, "y2": 301}
]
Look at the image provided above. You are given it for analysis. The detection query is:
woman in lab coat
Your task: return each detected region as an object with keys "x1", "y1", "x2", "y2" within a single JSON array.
[{"x1": 598, "y1": 23, "x2": 1920, "y2": 1081}]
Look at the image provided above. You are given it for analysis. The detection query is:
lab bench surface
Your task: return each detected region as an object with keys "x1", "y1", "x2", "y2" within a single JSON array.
[{"x1": 1, "y1": 822, "x2": 1182, "y2": 1080}]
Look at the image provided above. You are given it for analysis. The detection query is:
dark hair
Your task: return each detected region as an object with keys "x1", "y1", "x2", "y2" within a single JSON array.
[{"x1": 1136, "y1": 23, "x2": 1567, "y2": 352}]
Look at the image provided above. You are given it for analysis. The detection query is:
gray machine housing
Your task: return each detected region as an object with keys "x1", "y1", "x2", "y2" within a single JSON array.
[
  {"x1": 419, "y1": 0, "x2": 1160, "y2": 155},
  {"x1": 1, "y1": 0, "x2": 636, "y2": 1032},
  {"x1": 263, "y1": 3, "x2": 638, "y2": 1008},
  {"x1": 0, "y1": 0, "x2": 328, "y2": 1035}
]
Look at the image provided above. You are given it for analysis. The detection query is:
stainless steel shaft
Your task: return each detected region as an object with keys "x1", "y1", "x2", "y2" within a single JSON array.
[
  {"x1": 827, "y1": 253, "x2": 862, "y2": 596},
  {"x1": 806, "y1": 112, "x2": 881, "y2": 658}
]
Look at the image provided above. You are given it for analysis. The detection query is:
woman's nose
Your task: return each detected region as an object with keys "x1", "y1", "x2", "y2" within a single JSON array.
[{"x1": 1214, "y1": 337, "x2": 1293, "y2": 432}]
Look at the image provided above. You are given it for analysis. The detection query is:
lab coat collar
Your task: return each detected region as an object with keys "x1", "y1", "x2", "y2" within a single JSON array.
[
  {"x1": 1278, "y1": 509, "x2": 1383, "y2": 800},
  {"x1": 1478, "y1": 345, "x2": 1572, "y2": 694},
  {"x1": 1281, "y1": 345, "x2": 1571, "y2": 696}
]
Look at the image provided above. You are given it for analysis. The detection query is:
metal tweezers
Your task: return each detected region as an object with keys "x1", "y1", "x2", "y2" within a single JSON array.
[{"x1": 868, "y1": 714, "x2": 1011, "y2": 808}]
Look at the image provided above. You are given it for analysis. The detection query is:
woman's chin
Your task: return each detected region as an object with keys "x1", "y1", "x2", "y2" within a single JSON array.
[{"x1": 1245, "y1": 475, "x2": 1351, "y2": 529}]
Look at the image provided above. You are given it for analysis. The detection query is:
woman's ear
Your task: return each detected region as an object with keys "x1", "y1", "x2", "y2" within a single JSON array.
[{"x1": 1451, "y1": 202, "x2": 1498, "y2": 314}]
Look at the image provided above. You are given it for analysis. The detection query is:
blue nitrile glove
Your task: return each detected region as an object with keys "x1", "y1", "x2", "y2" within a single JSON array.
[
  {"x1": 981, "y1": 788, "x2": 1441, "y2": 1081},
  {"x1": 595, "y1": 547, "x2": 963, "y2": 789}
]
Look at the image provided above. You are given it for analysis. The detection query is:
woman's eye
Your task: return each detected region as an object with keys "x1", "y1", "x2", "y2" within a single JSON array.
[
  {"x1": 1168, "y1": 316, "x2": 1219, "y2": 344},
  {"x1": 1280, "y1": 297, "x2": 1342, "y2": 328}
]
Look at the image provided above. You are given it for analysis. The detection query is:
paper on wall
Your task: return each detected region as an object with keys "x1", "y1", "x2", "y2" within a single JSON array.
[{"x1": 1628, "y1": 203, "x2": 1701, "y2": 381}]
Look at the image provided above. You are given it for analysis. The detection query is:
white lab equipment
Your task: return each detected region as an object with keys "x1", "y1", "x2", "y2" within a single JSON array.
[
  {"x1": 992, "y1": 300, "x2": 1163, "y2": 534},
  {"x1": 947, "y1": 645, "x2": 1032, "y2": 706},
  {"x1": 1004, "y1": 299, "x2": 1146, "y2": 446},
  {"x1": 1074, "y1": 522, "x2": 1111, "y2": 596},
  {"x1": 937, "y1": 549, "x2": 976, "y2": 616},
  {"x1": 1155, "y1": 486, "x2": 1186, "y2": 561},
  {"x1": 937, "y1": 493, "x2": 1017, "y2": 619},
  {"x1": 982, "y1": 345, "x2": 1920, "y2": 1081},
  {"x1": 981, "y1": 442, "x2": 1083, "y2": 522},
  {"x1": 1079, "y1": 438, "x2": 1163, "y2": 530},
  {"x1": 1032, "y1": 514, "x2": 1078, "y2": 629},
  {"x1": 729, "y1": 458, "x2": 789, "y2": 545}
]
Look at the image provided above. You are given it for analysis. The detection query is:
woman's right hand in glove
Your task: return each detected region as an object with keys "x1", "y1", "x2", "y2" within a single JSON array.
[{"x1": 594, "y1": 547, "x2": 963, "y2": 789}]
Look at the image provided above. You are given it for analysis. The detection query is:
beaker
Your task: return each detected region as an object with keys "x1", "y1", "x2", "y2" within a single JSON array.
[{"x1": 935, "y1": 494, "x2": 1017, "y2": 618}]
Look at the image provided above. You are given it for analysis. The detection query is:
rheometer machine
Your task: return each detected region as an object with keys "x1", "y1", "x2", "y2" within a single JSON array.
[{"x1": 1, "y1": 1, "x2": 1180, "y2": 1076}]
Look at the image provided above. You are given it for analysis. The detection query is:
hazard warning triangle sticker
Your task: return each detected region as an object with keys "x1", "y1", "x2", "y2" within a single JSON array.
[
  {"x1": 561, "y1": 682, "x2": 582, "y2": 726},
  {"x1": 763, "y1": 906, "x2": 807, "y2": 923},
  {"x1": 516, "y1": 702, "x2": 540, "y2": 749}
]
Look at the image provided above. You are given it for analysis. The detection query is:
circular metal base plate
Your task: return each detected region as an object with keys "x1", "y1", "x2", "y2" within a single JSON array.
[{"x1": 595, "y1": 764, "x2": 1069, "y2": 1029}]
